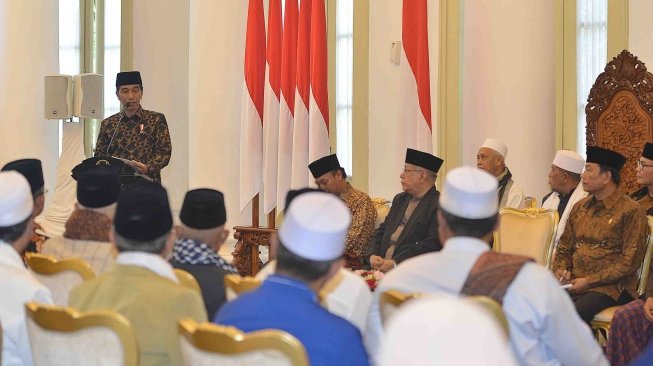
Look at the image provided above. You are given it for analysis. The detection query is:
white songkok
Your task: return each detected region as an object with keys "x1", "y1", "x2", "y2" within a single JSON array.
[
  {"x1": 481, "y1": 138, "x2": 508, "y2": 159},
  {"x1": 552, "y1": 150, "x2": 585, "y2": 174},
  {"x1": 439, "y1": 166, "x2": 498, "y2": 219},
  {"x1": 0, "y1": 171, "x2": 34, "y2": 227},
  {"x1": 380, "y1": 297, "x2": 517, "y2": 366},
  {"x1": 279, "y1": 192, "x2": 351, "y2": 261}
]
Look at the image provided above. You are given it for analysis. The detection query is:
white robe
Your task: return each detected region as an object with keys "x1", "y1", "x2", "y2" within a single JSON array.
[{"x1": 0, "y1": 242, "x2": 53, "y2": 366}]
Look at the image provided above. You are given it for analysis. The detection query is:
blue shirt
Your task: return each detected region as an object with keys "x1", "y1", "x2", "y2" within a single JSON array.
[
  {"x1": 630, "y1": 342, "x2": 653, "y2": 366},
  {"x1": 214, "y1": 274, "x2": 369, "y2": 366}
]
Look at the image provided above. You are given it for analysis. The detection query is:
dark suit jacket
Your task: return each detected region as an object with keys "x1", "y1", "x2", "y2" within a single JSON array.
[
  {"x1": 170, "y1": 261, "x2": 228, "y2": 320},
  {"x1": 365, "y1": 186, "x2": 441, "y2": 264}
]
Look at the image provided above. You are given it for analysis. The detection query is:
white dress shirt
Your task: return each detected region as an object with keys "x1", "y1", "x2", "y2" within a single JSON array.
[
  {"x1": 0, "y1": 242, "x2": 53, "y2": 366},
  {"x1": 366, "y1": 236, "x2": 608, "y2": 366},
  {"x1": 256, "y1": 260, "x2": 372, "y2": 334},
  {"x1": 115, "y1": 251, "x2": 178, "y2": 283}
]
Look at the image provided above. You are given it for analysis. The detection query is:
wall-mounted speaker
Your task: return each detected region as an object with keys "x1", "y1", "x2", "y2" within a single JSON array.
[
  {"x1": 44, "y1": 75, "x2": 73, "y2": 119},
  {"x1": 74, "y1": 73, "x2": 104, "y2": 119}
]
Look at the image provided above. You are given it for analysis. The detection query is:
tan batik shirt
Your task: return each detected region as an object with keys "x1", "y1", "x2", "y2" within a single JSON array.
[
  {"x1": 94, "y1": 106, "x2": 172, "y2": 183},
  {"x1": 630, "y1": 187, "x2": 653, "y2": 297},
  {"x1": 339, "y1": 182, "x2": 377, "y2": 259},
  {"x1": 554, "y1": 189, "x2": 648, "y2": 300}
]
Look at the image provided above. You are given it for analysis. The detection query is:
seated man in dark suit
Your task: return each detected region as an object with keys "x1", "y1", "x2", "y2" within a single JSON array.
[
  {"x1": 365, "y1": 148, "x2": 443, "y2": 272},
  {"x1": 170, "y1": 188, "x2": 237, "y2": 319}
]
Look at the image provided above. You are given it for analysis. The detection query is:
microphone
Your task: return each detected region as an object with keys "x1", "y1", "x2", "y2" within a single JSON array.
[{"x1": 106, "y1": 124, "x2": 119, "y2": 156}]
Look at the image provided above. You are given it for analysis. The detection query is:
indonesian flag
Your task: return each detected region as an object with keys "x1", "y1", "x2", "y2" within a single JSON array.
[
  {"x1": 400, "y1": 0, "x2": 432, "y2": 153},
  {"x1": 239, "y1": 0, "x2": 266, "y2": 211},
  {"x1": 276, "y1": 0, "x2": 299, "y2": 212},
  {"x1": 291, "y1": 0, "x2": 312, "y2": 188},
  {"x1": 308, "y1": 0, "x2": 330, "y2": 163},
  {"x1": 262, "y1": 0, "x2": 282, "y2": 214}
]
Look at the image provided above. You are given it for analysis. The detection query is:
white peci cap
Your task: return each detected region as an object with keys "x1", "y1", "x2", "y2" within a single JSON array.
[
  {"x1": 439, "y1": 166, "x2": 498, "y2": 219},
  {"x1": 380, "y1": 297, "x2": 517, "y2": 366},
  {"x1": 0, "y1": 171, "x2": 34, "y2": 227},
  {"x1": 278, "y1": 192, "x2": 351, "y2": 261},
  {"x1": 481, "y1": 138, "x2": 508, "y2": 159},
  {"x1": 552, "y1": 150, "x2": 585, "y2": 174}
]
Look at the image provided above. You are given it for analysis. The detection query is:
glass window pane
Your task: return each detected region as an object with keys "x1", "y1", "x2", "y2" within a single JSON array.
[
  {"x1": 104, "y1": 0, "x2": 121, "y2": 118},
  {"x1": 336, "y1": 0, "x2": 353, "y2": 176}
]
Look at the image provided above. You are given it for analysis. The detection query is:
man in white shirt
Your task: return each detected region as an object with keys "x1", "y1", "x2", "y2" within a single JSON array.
[
  {"x1": 541, "y1": 150, "x2": 587, "y2": 248},
  {"x1": 476, "y1": 138, "x2": 525, "y2": 208},
  {"x1": 366, "y1": 166, "x2": 607, "y2": 366},
  {"x1": 0, "y1": 171, "x2": 53, "y2": 366}
]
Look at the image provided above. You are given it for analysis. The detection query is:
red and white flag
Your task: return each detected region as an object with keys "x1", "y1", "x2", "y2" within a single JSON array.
[
  {"x1": 291, "y1": 0, "x2": 312, "y2": 188},
  {"x1": 308, "y1": 0, "x2": 330, "y2": 163},
  {"x1": 262, "y1": 0, "x2": 282, "y2": 214},
  {"x1": 400, "y1": 0, "x2": 432, "y2": 153},
  {"x1": 276, "y1": 0, "x2": 299, "y2": 212},
  {"x1": 239, "y1": 0, "x2": 266, "y2": 211}
]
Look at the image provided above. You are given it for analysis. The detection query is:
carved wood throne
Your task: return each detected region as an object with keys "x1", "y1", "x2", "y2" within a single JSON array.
[{"x1": 586, "y1": 50, "x2": 653, "y2": 192}]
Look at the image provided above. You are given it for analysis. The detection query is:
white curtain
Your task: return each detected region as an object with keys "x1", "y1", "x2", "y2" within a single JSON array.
[{"x1": 577, "y1": 0, "x2": 607, "y2": 157}]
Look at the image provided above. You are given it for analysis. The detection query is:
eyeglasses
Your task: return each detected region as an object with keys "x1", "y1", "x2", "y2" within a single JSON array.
[
  {"x1": 637, "y1": 160, "x2": 653, "y2": 170},
  {"x1": 403, "y1": 169, "x2": 424, "y2": 174}
]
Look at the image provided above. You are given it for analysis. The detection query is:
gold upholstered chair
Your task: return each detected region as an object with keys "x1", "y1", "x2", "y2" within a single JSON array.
[
  {"x1": 379, "y1": 290, "x2": 424, "y2": 326},
  {"x1": 468, "y1": 295, "x2": 510, "y2": 338},
  {"x1": 492, "y1": 208, "x2": 559, "y2": 269},
  {"x1": 25, "y1": 302, "x2": 138, "y2": 366},
  {"x1": 224, "y1": 274, "x2": 262, "y2": 301},
  {"x1": 173, "y1": 269, "x2": 201, "y2": 294},
  {"x1": 25, "y1": 253, "x2": 95, "y2": 306},
  {"x1": 590, "y1": 216, "x2": 653, "y2": 346},
  {"x1": 178, "y1": 318, "x2": 308, "y2": 366},
  {"x1": 371, "y1": 197, "x2": 391, "y2": 229}
]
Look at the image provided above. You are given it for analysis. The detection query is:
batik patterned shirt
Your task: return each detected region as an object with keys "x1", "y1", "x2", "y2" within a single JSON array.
[
  {"x1": 94, "y1": 106, "x2": 172, "y2": 183},
  {"x1": 339, "y1": 182, "x2": 377, "y2": 259},
  {"x1": 554, "y1": 190, "x2": 648, "y2": 300}
]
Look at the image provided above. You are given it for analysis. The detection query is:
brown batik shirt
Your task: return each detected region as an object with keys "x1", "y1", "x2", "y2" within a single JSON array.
[
  {"x1": 94, "y1": 106, "x2": 172, "y2": 183},
  {"x1": 554, "y1": 189, "x2": 648, "y2": 300},
  {"x1": 339, "y1": 182, "x2": 377, "y2": 260}
]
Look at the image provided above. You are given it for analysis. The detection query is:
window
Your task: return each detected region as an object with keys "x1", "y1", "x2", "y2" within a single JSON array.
[
  {"x1": 58, "y1": 0, "x2": 82, "y2": 155},
  {"x1": 104, "y1": 1, "x2": 122, "y2": 118},
  {"x1": 336, "y1": 0, "x2": 354, "y2": 176},
  {"x1": 576, "y1": 0, "x2": 607, "y2": 157}
]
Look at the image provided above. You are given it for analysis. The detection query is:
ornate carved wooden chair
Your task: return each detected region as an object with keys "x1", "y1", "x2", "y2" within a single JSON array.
[
  {"x1": 25, "y1": 253, "x2": 95, "y2": 306},
  {"x1": 25, "y1": 302, "x2": 138, "y2": 366},
  {"x1": 586, "y1": 50, "x2": 653, "y2": 192},
  {"x1": 178, "y1": 318, "x2": 308, "y2": 366},
  {"x1": 492, "y1": 208, "x2": 559, "y2": 269}
]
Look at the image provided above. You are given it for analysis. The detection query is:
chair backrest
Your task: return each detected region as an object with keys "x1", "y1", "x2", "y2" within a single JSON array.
[
  {"x1": 1, "y1": 318, "x2": 3, "y2": 366},
  {"x1": 467, "y1": 295, "x2": 510, "y2": 338},
  {"x1": 637, "y1": 216, "x2": 653, "y2": 297},
  {"x1": 371, "y1": 197, "x2": 391, "y2": 229},
  {"x1": 25, "y1": 302, "x2": 138, "y2": 366},
  {"x1": 173, "y1": 269, "x2": 201, "y2": 293},
  {"x1": 379, "y1": 290, "x2": 423, "y2": 326},
  {"x1": 178, "y1": 318, "x2": 308, "y2": 366},
  {"x1": 586, "y1": 50, "x2": 653, "y2": 192},
  {"x1": 25, "y1": 253, "x2": 96, "y2": 305},
  {"x1": 493, "y1": 208, "x2": 559, "y2": 269},
  {"x1": 224, "y1": 274, "x2": 261, "y2": 301}
]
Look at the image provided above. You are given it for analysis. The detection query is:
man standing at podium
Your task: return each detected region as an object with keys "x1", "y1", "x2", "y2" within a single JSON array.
[{"x1": 94, "y1": 71, "x2": 171, "y2": 184}]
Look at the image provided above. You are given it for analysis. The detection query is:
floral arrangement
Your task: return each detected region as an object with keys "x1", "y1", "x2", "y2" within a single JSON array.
[{"x1": 354, "y1": 269, "x2": 384, "y2": 291}]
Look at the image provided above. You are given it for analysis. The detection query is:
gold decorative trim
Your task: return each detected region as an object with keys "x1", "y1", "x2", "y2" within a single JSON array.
[
  {"x1": 25, "y1": 253, "x2": 96, "y2": 280},
  {"x1": 178, "y1": 318, "x2": 309, "y2": 366},
  {"x1": 223, "y1": 274, "x2": 261, "y2": 296},
  {"x1": 468, "y1": 295, "x2": 510, "y2": 338},
  {"x1": 25, "y1": 302, "x2": 139, "y2": 366},
  {"x1": 492, "y1": 207, "x2": 558, "y2": 269},
  {"x1": 173, "y1": 269, "x2": 201, "y2": 293}
]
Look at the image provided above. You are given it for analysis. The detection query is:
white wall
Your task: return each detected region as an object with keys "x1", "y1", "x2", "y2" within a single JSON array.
[
  {"x1": 629, "y1": 0, "x2": 653, "y2": 66},
  {"x1": 462, "y1": 0, "x2": 555, "y2": 202},
  {"x1": 368, "y1": 0, "x2": 440, "y2": 200},
  {"x1": 133, "y1": 0, "x2": 190, "y2": 214},
  {"x1": 188, "y1": 0, "x2": 254, "y2": 229},
  {"x1": 0, "y1": 0, "x2": 59, "y2": 200}
]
